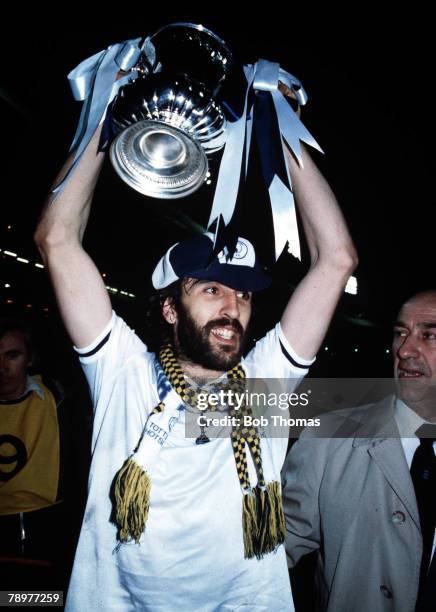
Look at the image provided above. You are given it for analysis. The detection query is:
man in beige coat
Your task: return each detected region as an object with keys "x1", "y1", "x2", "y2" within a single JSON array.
[{"x1": 283, "y1": 291, "x2": 436, "y2": 612}]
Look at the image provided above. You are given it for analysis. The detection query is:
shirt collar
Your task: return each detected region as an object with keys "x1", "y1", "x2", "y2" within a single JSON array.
[
  {"x1": 183, "y1": 373, "x2": 229, "y2": 413},
  {"x1": 24, "y1": 375, "x2": 45, "y2": 400},
  {"x1": 0, "y1": 375, "x2": 44, "y2": 404},
  {"x1": 394, "y1": 397, "x2": 430, "y2": 438}
]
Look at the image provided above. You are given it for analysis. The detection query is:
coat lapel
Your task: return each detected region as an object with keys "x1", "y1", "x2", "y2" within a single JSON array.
[
  {"x1": 368, "y1": 438, "x2": 420, "y2": 530},
  {"x1": 352, "y1": 396, "x2": 421, "y2": 531}
]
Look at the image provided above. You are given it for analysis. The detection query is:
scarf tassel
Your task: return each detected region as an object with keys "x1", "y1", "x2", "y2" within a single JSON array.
[
  {"x1": 242, "y1": 481, "x2": 285, "y2": 560},
  {"x1": 113, "y1": 457, "x2": 151, "y2": 544}
]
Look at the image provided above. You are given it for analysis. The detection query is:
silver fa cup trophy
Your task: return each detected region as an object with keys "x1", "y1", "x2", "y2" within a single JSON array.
[
  {"x1": 62, "y1": 24, "x2": 320, "y2": 260},
  {"x1": 109, "y1": 23, "x2": 234, "y2": 199}
]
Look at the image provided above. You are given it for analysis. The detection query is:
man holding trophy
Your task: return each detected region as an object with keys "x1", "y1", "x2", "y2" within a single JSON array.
[{"x1": 35, "y1": 24, "x2": 357, "y2": 612}]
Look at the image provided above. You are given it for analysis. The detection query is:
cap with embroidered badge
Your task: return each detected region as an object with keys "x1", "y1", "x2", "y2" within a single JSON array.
[{"x1": 152, "y1": 232, "x2": 271, "y2": 291}]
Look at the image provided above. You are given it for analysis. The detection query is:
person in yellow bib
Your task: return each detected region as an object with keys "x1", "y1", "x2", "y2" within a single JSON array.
[{"x1": 0, "y1": 319, "x2": 66, "y2": 572}]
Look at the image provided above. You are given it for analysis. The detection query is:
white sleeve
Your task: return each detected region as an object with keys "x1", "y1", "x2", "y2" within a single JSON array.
[
  {"x1": 74, "y1": 311, "x2": 148, "y2": 405},
  {"x1": 243, "y1": 323, "x2": 316, "y2": 473},
  {"x1": 242, "y1": 322, "x2": 315, "y2": 382}
]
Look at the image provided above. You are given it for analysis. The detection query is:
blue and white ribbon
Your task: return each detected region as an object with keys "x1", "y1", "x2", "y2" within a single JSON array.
[
  {"x1": 210, "y1": 58, "x2": 323, "y2": 261},
  {"x1": 56, "y1": 35, "x2": 322, "y2": 262},
  {"x1": 52, "y1": 37, "x2": 155, "y2": 193},
  {"x1": 254, "y1": 59, "x2": 323, "y2": 260},
  {"x1": 207, "y1": 65, "x2": 255, "y2": 231}
]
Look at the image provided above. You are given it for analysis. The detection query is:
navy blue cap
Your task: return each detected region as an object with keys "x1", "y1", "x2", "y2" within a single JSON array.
[{"x1": 152, "y1": 232, "x2": 271, "y2": 292}]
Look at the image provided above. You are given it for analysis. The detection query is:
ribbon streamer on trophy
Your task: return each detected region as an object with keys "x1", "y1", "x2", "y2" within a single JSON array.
[
  {"x1": 52, "y1": 37, "x2": 156, "y2": 193},
  {"x1": 55, "y1": 23, "x2": 323, "y2": 261},
  {"x1": 208, "y1": 59, "x2": 323, "y2": 261}
]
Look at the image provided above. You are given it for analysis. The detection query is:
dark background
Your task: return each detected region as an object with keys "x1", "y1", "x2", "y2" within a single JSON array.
[
  {"x1": 1, "y1": 10, "x2": 434, "y2": 380},
  {"x1": 0, "y1": 9, "x2": 434, "y2": 606}
]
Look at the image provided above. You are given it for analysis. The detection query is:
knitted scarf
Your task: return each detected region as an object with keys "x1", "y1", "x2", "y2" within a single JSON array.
[{"x1": 112, "y1": 344, "x2": 285, "y2": 559}]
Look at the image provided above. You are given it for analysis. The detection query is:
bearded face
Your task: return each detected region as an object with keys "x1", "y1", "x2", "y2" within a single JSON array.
[
  {"x1": 164, "y1": 279, "x2": 252, "y2": 373},
  {"x1": 175, "y1": 305, "x2": 248, "y2": 371}
]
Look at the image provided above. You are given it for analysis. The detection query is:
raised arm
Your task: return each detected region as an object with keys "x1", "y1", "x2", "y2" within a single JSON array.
[
  {"x1": 34, "y1": 126, "x2": 112, "y2": 348},
  {"x1": 280, "y1": 143, "x2": 358, "y2": 360}
]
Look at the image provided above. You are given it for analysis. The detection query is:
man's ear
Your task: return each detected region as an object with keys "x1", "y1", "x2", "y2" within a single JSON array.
[{"x1": 162, "y1": 298, "x2": 178, "y2": 325}]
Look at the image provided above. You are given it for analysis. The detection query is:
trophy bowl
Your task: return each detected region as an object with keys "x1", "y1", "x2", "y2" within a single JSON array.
[
  {"x1": 110, "y1": 73, "x2": 227, "y2": 153},
  {"x1": 109, "y1": 23, "x2": 233, "y2": 199}
]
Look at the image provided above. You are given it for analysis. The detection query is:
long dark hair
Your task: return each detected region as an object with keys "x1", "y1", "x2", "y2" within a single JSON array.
[
  {"x1": 145, "y1": 280, "x2": 184, "y2": 351},
  {"x1": 145, "y1": 278, "x2": 259, "y2": 354},
  {"x1": 145, "y1": 278, "x2": 212, "y2": 350}
]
